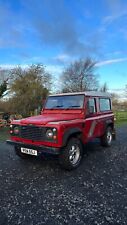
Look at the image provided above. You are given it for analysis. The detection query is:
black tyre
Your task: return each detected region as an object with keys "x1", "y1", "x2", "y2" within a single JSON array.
[
  {"x1": 100, "y1": 126, "x2": 113, "y2": 147},
  {"x1": 15, "y1": 146, "x2": 32, "y2": 159},
  {"x1": 59, "y1": 137, "x2": 83, "y2": 170}
]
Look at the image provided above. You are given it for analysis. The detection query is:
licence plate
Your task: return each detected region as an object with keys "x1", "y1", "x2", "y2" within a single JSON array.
[{"x1": 21, "y1": 147, "x2": 37, "y2": 156}]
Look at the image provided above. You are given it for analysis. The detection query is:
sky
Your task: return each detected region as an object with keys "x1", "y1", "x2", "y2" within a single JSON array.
[{"x1": 0, "y1": 0, "x2": 127, "y2": 95}]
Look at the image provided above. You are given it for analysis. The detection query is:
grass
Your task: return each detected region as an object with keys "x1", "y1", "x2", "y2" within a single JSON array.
[
  {"x1": 115, "y1": 120, "x2": 127, "y2": 127},
  {"x1": 114, "y1": 111, "x2": 127, "y2": 121},
  {"x1": 0, "y1": 127, "x2": 10, "y2": 142},
  {"x1": 114, "y1": 111, "x2": 127, "y2": 127}
]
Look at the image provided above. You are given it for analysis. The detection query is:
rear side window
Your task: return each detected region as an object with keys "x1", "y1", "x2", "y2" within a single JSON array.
[
  {"x1": 99, "y1": 98, "x2": 111, "y2": 111},
  {"x1": 86, "y1": 98, "x2": 96, "y2": 115}
]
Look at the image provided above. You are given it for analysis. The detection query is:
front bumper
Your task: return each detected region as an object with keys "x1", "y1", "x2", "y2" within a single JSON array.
[{"x1": 6, "y1": 140, "x2": 60, "y2": 155}]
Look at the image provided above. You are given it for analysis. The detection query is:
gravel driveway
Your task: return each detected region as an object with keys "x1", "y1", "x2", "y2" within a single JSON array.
[{"x1": 0, "y1": 125, "x2": 127, "y2": 225}]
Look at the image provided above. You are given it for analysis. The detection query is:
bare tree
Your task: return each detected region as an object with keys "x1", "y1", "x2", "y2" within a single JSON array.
[
  {"x1": 100, "y1": 82, "x2": 108, "y2": 92},
  {"x1": 125, "y1": 85, "x2": 127, "y2": 97},
  {"x1": 0, "y1": 81, "x2": 8, "y2": 98},
  {"x1": 60, "y1": 58, "x2": 99, "y2": 93},
  {"x1": 110, "y1": 93, "x2": 119, "y2": 111},
  {"x1": 0, "y1": 68, "x2": 12, "y2": 98}
]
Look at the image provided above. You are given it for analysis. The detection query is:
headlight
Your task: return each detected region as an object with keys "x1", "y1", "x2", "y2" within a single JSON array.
[
  {"x1": 46, "y1": 129, "x2": 54, "y2": 138},
  {"x1": 13, "y1": 126, "x2": 20, "y2": 135},
  {"x1": 46, "y1": 128, "x2": 57, "y2": 140}
]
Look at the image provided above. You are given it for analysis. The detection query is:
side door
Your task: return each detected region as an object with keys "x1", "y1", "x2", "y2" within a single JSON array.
[{"x1": 83, "y1": 97, "x2": 99, "y2": 142}]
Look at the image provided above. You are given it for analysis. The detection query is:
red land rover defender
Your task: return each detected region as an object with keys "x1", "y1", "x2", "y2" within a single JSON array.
[{"x1": 7, "y1": 92, "x2": 115, "y2": 170}]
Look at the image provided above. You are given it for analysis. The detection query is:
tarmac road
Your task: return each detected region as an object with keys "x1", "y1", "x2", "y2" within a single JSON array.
[{"x1": 0, "y1": 125, "x2": 127, "y2": 225}]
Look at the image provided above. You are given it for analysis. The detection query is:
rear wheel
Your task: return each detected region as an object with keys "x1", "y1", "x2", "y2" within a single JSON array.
[
  {"x1": 100, "y1": 127, "x2": 113, "y2": 147},
  {"x1": 59, "y1": 137, "x2": 83, "y2": 170}
]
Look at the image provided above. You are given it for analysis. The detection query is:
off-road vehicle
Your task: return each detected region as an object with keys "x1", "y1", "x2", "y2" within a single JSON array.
[{"x1": 7, "y1": 92, "x2": 115, "y2": 170}]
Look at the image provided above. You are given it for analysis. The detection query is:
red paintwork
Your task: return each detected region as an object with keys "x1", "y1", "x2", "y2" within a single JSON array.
[
  {"x1": 10, "y1": 93, "x2": 114, "y2": 151},
  {"x1": 19, "y1": 111, "x2": 84, "y2": 125}
]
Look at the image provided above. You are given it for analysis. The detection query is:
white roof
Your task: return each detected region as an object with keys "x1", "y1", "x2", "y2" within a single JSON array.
[{"x1": 49, "y1": 91, "x2": 111, "y2": 98}]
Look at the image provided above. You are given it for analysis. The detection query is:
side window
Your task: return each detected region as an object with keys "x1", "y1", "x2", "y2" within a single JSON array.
[
  {"x1": 87, "y1": 98, "x2": 96, "y2": 115},
  {"x1": 99, "y1": 98, "x2": 111, "y2": 111}
]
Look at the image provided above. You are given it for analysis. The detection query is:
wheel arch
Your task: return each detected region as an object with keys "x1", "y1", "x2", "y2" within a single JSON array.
[
  {"x1": 105, "y1": 119, "x2": 114, "y2": 130},
  {"x1": 105, "y1": 120, "x2": 116, "y2": 140},
  {"x1": 62, "y1": 128, "x2": 82, "y2": 147}
]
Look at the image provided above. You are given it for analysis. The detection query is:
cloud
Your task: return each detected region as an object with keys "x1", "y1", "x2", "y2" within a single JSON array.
[
  {"x1": 106, "y1": 0, "x2": 126, "y2": 13},
  {"x1": 0, "y1": 64, "x2": 30, "y2": 71},
  {"x1": 22, "y1": 0, "x2": 101, "y2": 57},
  {"x1": 103, "y1": 11, "x2": 127, "y2": 24},
  {"x1": 0, "y1": 3, "x2": 29, "y2": 49},
  {"x1": 96, "y1": 57, "x2": 127, "y2": 67},
  {"x1": 0, "y1": 63, "x2": 63, "y2": 75},
  {"x1": 103, "y1": 0, "x2": 127, "y2": 24},
  {"x1": 46, "y1": 64, "x2": 63, "y2": 75},
  {"x1": 0, "y1": 0, "x2": 104, "y2": 60},
  {"x1": 35, "y1": 1, "x2": 86, "y2": 55},
  {"x1": 105, "y1": 51, "x2": 123, "y2": 57},
  {"x1": 53, "y1": 54, "x2": 74, "y2": 64}
]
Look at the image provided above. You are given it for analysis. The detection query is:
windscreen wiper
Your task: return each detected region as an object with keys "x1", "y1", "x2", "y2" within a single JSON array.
[
  {"x1": 65, "y1": 105, "x2": 81, "y2": 110},
  {"x1": 49, "y1": 105, "x2": 63, "y2": 109}
]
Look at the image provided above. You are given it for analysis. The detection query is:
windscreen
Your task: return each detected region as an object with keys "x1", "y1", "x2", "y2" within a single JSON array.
[{"x1": 45, "y1": 95, "x2": 84, "y2": 109}]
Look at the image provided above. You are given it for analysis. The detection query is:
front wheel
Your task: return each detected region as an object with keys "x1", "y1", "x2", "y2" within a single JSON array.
[
  {"x1": 100, "y1": 127, "x2": 113, "y2": 147},
  {"x1": 59, "y1": 137, "x2": 83, "y2": 170}
]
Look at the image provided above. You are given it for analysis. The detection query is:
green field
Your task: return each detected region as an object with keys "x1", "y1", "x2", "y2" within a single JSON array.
[{"x1": 114, "y1": 111, "x2": 127, "y2": 124}]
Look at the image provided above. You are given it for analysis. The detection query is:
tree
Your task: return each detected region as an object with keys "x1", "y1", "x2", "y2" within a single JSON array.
[
  {"x1": 125, "y1": 85, "x2": 127, "y2": 97},
  {"x1": 0, "y1": 68, "x2": 10, "y2": 98},
  {"x1": 0, "y1": 81, "x2": 7, "y2": 98},
  {"x1": 60, "y1": 58, "x2": 99, "y2": 93},
  {"x1": 111, "y1": 93, "x2": 119, "y2": 110},
  {"x1": 100, "y1": 82, "x2": 108, "y2": 92},
  {"x1": 10, "y1": 64, "x2": 52, "y2": 116}
]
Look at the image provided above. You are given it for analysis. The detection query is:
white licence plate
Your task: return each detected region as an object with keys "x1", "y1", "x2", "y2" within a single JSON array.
[{"x1": 21, "y1": 147, "x2": 37, "y2": 156}]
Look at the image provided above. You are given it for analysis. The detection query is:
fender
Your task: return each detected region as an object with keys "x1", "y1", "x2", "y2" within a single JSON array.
[
  {"x1": 105, "y1": 119, "x2": 114, "y2": 128},
  {"x1": 105, "y1": 119, "x2": 116, "y2": 139},
  {"x1": 102, "y1": 119, "x2": 114, "y2": 136},
  {"x1": 62, "y1": 128, "x2": 82, "y2": 147}
]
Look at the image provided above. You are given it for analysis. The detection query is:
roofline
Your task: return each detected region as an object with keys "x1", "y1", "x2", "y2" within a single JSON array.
[{"x1": 49, "y1": 91, "x2": 111, "y2": 98}]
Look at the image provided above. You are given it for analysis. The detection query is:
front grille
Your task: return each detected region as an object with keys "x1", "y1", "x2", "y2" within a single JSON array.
[{"x1": 20, "y1": 126, "x2": 46, "y2": 141}]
